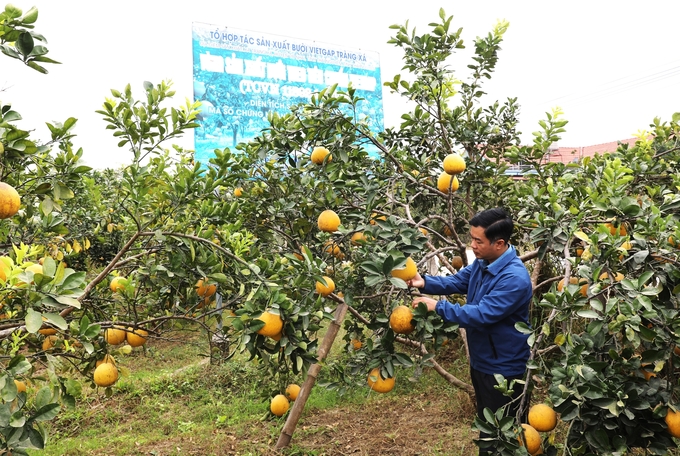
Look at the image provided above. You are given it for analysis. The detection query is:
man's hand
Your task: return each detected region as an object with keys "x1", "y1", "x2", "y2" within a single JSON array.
[
  {"x1": 406, "y1": 272, "x2": 425, "y2": 289},
  {"x1": 412, "y1": 296, "x2": 437, "y2": 312}
]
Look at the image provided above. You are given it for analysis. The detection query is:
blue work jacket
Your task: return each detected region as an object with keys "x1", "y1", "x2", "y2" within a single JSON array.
[{"x1": 420, "y1": 245, "x2": 532, "y2": 377}]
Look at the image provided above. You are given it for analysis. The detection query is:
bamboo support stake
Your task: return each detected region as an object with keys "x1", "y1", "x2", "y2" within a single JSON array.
[{"x1": 276, "y1": 301, "x2": 348, "y2": 449}]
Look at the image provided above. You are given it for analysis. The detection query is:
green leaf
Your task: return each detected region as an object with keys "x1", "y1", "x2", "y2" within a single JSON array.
[
  {"x1": 25, "y1": 309, "x2": 43, "y2": 334},
  {"x1": 42, "y1": 256, "x2": 56, "y2": 277},
  {"x1": 5, "y1": 4, "x2": 23, "y2": 18},
  {"x1": 16, "y1": 32, "x2": 34, "y2": 56},
  {"x1": 61, "y1": 271, "x2": 86, "y2": 290},
  {"x1": 8, "y1": 359, "x2": 31, "y2": 377},
  {"x1": 34, "y1": 387, "x2": 52, "y2": 409},
  {"x1": 637, "y1": 270, "x2": 654, "y2": 288},
  {"x1": 42, "y1": 313, "x2": 68, "y2": 334},
  {"x1": 28, "y1": 427, "x2": 45, "y2": 449},
  {"x1": 39, "y1": 197, "x2": 53, "y2": 216},
  {"x1": 514, "y1": 322, "x2": 532, "y2": 334},
  {"x1": 360, "y1": 262, "x2": 382, "y2": 274},
  {"x1": 209, "y1": 273, "x2": 228, "y2": 284},
  {"x1": 54, "y1": 295, "x2": 81, "y2": 308},
  {"x1": 389, "y1": 277, "x2": 407, "y2": 289},
  {"x1": 32, "y1": 403, "x2": 59, "y2": 422},
  {"x1": 81, "y1": 342, "x2": 94, "y2": 354},
  {"x1": 577, "y1": 310, "x2": 600, "y2": 319},
  {"x1": 585, "y1": 428, "x2": 611, "y2": 451},
  {"x1": 364, "y1": 275, "x2": 384, "y2": 287},
  {"x1": 64, "y1": 379, "x2": 81, "y2": 398},
  {"x1": 9, "y1": 410, "x2": 25, "y2": 428},
  {"x1": 83, "y1": 323, "x2": 101, "y2": 339},
  {"x1": 0, "y1": 403, "x2": 10, "y2": 427},
  {"x1": 482, "y1": 407, "x2": 495, "y2": 424},
  {"x1": 573, "y1": 230, "x2": 590, "y2": 243},
  {"x1": 21, "y1": 7, "x2": 39, "y2": 24},
  {"x1": 393, "y1": 352, "x2": 413, "y2": 367},
  {"x1": 382, "y1": 256, "x2": 394, "y2": 276},
  {"x1": 26, "y1": 60, "x2": 48, "y2": 74},
  {"x1": 231, "y1": 318, "x2": 244, "y2": 331}
]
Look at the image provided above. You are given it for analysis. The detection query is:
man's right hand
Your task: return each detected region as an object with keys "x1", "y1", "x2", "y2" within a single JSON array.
[{"x1": 406, "y1": 272, "x2": 425, "y2": 289}]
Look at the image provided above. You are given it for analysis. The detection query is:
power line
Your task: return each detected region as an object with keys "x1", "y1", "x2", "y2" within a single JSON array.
[
  {"x1": 568, "y1": 67, "x2": 680, "y2": 108},
  {"x1": 532, "y1": 59, "x2": 680, "y2": 108}
]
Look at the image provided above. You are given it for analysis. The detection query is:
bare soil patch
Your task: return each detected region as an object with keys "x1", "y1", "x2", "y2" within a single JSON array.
[{"x1": 130, "y1": 389, "x2": 479, "y2": 456}]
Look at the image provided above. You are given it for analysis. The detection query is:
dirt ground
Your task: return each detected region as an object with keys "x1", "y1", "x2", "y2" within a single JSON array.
[
  {"x1": 133, "y1": 388, "x2": 480, "y2": 456},
  {"x1": 286, "y1": 391, "x2": 479, "y2": 456}
]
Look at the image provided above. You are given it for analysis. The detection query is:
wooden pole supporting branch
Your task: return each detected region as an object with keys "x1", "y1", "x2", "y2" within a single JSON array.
[{"x1": 276, "y1": 300, "x2": 348, "y2": 449}]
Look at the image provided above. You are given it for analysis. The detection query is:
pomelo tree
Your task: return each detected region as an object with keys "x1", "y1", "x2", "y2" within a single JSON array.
[
  {"x1": 2, "y1": 3, "x2": 680, "y2": 455},
  {"x1": 0, "y1": 4, "x2": 99, "y2": 453},
  {"x1": 202, "y1": 8, "x2": 680, "y2": 455}
]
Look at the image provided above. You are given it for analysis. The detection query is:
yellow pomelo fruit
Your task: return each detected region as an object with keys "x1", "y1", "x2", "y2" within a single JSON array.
[
  {"x1": 93, "y1": 362, "x2": 119, "y2": 387},
  {"x1": 443, "y1": 225, "x2": 453, "y2": 237},
  {"x1": 323, "y1": 240, "x2": 344, "y2": 259},
  {"x1": 195, "y1": 278, "x2": 217, "y2": 298},
  {"x1": 528, "y1": 404, "x2": 558, "y2": 432},
  {"x1": 25, "y1": 263, "x2": 43, "y2": 275},
  {"x1": 369, "y1": 213, "x2": 387, "y2": 225},
  {"x1": 109, "y1": 276, "x2": 127, "y2": 293},
  {"x1": 442, "y1": 153, "x2": 466, "y2": 175},
  {"x1": 315, "y1": 276, "x2": 335, "y2": 296},
  {"x1": 95, "y1": 354, "x2": 116, "y2": 367},
  {"x1": 256, "y1": 311, "x2": 284, "y2": 338},
  {"x1": 599, "y1": 271, "x2": 624, "y2": 282},
  {"x1": 351, "y1": 339, "x2": 362, "y2": 350},
  {"x1": 234, "y1": 187, "x2": 243, "y2": 197},
  {"x1": 351, "y1": 232, "x2": 367, "y2": 245},
  {"x1": 437, "y1": 172, "x2": 459, "y2": 193},
  {"x1": 310, "y1": 146, "x2": 331, "y2": 164},
  {"x1": 285, "y1": 384, "x2": 301, "y2": 401},
  {"x1": 604, "y1": 222, "x2": 627, "y2": 236},
  {"x1": 104, "y1": 326, "x2": 127, "y2": 345},
  {"x1": 126, "y1": 327, "x2": 148, "y2": 347},
  {"x1": 367, "y1": 368, "x2": 395, "y2": 393},
  {"x1": 519, "y1": 423, "x2": 542, "y2": 455},
  {"x1": 0, "y1": 182, "x2": 20, "y2": 219},
  {"x1": 317, "y1": 210, "x2": 341, "y2": 232},
  {"x1": 270, "y1": 394, "x2": 290, "y2": 416},
  {"x1": 557, "y1": 277, "x2": 576, "y2": 292},
  {"x1": 42, "y1": 335, "x2": 57, "y2": 351},
  {"x1": 641, "y1": 364, "x2": 656, "y2": 381},
  {"x1": 390, "y1": 257, "x2": 417, "y2": 281},
  {"x1": 0, "y1": 257, "x2": 10, "y2": 282},
  {"x1": 389, "y1": 305, "x2": 415, "y2": 335},
  {"x1": 14, "y1": 380, "x2": 26, "y2": 393},
  {"x1": 666, "y1": 409, "x2": 680, "y2": 438}
]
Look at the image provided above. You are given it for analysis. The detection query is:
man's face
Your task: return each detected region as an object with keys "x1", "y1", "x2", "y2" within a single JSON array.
[{"x1": 469, "y1": 226, "x2": 506, "y2": 262}]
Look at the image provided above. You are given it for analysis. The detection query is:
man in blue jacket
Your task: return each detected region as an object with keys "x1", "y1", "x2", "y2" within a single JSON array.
[{"x1": 409, "y1": 207, "x2": 532, "y2": 453}]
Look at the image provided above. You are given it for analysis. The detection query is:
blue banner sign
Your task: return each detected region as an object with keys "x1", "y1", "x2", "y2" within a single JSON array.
[{"x1": 192, "y1": 22, "x2": 384, "y2": 162}]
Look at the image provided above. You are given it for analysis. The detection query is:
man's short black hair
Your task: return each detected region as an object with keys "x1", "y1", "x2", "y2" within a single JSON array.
[{"x1": 469, "y1": 208, "x2": 513, "y2": 244}]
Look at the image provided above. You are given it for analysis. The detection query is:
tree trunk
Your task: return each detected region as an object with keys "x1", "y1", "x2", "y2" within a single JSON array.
[{"x1": 276, "y1": 301, "x2": 348, "y2": 449}]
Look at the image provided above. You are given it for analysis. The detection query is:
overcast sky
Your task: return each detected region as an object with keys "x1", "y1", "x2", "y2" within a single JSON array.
[{"x1": 4, "y1": 1, "x2": 680, "y2": 169}]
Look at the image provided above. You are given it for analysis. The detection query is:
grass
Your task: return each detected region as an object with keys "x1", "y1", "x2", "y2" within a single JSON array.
[{"x1": 27, "y1": 324, "x2": 477, "y2": 455}]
